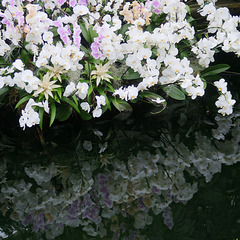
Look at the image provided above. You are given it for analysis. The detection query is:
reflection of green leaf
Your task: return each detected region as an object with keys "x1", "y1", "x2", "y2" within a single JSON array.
[
  {"x1": 49, "y1": 102, "x2": 56, "y2": 127},
  {"x1": 15, "y1": 95, "x2": 32, "y2": 109},
  {"x1": 201, "y1": 64, "x2": 230, "y2": 77},
  {"x1": 162, "y1": 85, "x2": 186, "y2": 100},
  {"x1": 112, "y1": 97, "x2": 132, "y2": 112}
]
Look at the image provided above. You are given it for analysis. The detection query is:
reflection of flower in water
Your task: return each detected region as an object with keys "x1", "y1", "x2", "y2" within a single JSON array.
[
  {"x1": 1, "y1": 113, "x2": 240, "y2": 239},
  {"x1": 99, "y1": 153, "x2": 113, "y2": 168}
]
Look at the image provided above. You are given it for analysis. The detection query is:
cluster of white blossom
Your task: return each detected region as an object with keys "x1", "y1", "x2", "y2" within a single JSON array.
[
  {"x1": 214, "y1": 78, "x2": 236, "y2": 116},
  {"x1": 194, "y1": 1, "x2": 240, "y2": 65},
  {"x1": 0, "y1": 0, "x2": 238, "y2": 129},
  {"x1": 19, "y1": 98, "x2": 49, "y2": 129},
  {"x1": 91, "y1": 19, "x2": 124, "y2": 61}
]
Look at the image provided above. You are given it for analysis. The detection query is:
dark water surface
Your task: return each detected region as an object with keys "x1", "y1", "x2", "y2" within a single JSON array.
[{"x1": 1, "y1": 95, "x2": 240, "y2": 240}]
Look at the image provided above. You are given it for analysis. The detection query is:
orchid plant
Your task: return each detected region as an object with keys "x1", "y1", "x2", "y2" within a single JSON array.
[{"x1": 0, "y1": 0, "x2": 238, "y2": 130}]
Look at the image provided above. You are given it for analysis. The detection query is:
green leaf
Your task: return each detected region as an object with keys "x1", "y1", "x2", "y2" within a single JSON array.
[
  {"x1": 15, "y1": 95, "x2": 32, "y2": 109},
  {"x1": 118, "y1": 23, "x2": 130, "y2": 35},
  {"x1": 54, "y1": 93, "x2": 61, "y2": 103},
  {"x1": 56, "y1": 87, "x2": 62, "y2": 99},
  {"x1": 112, "y1": 97, "x2": 132, "y2": 112},
  {"x1": 80, "y1": 45, "x2": 90, "y2": 57},
  {"x1": 72, "y1": 94, "x2": 79, "y2": 105},
  {"x1": 162, "y1": 85, "x2": 186, "y2": 100},
  {"x1": 140, "y1": 91, "x2": 167, "y2": 106},
  {"x1": 0, "y1": 86, "x2": 9, "y2": 96},
  {"x1": 56, "y1": 103, "x2": 72, "y2": 121},
  {"x1": 49, "y1": 102, "x2": 56, "y2": 127},
  {"x1": 204, "y1": 75, "x2": 222, "y2": 81},
  {"x1": 122, "y1": 69, "x2": 141, "y2": 80},
  {"x1": 89, "y1": 26, "x2": 98, "y2": 42},
  {"x1": 185, "y1": 5, "x2": 191, "y2": 14},
  {"x1": 20, "y1": 49, "x2": 30, "y2": 66},
  {"x1": 97, "y1": 88, "x2": 111, "y2": 110},
  {"x1": 80, "y1": 109, "x2": 92, "y2": 120},
  {"x1": 50, "y1": 26, "x2": 58, "y2": 37},
  {"x1": 79, "y1": 22, "x2": 91, "y2": 43},
  {"x1": 180, "y1": 51, "x2": 189, "y2": 59},
  {"x1": 87, "y1": 83, "x2": 95, "y2": 102},
  {"x1": 84, "y1": 60, "x2": 90, "y2": 73},
  {"x1": 105, "y1": 82, "x2": 115, "y2": 93},
  {"x1": 62, "y1": 96, "x2": 80, "y2": 114},
  {"x1": 201, "y1": 64, "x2": 230, "y2": 77},
  {"x1": 39, "y1": 107, "x2": 44, "y2": 130},
  {"x1": 0, "y1": 86, "x2": 9, "y2": 103}
]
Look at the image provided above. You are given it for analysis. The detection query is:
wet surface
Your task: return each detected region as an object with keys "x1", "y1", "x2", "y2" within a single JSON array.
[{"x1": 1, "y1": 99, "x2": 240, "y2": 240}]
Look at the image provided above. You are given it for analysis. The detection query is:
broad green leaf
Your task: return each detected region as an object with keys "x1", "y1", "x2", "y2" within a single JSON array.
[
  {"x1": 79, "y1": 22, "x2": 91, "y2": 43},
  {"x1": 201, "y1": 64, "x2": 230, "y2": 77},
  {"x1": 80, "y1": 45, "x2": 90, "y2": 57},
  {"x1": 50, "y1": 26, "x2": 58, "y2": 37},
  {"x1": 56, "y1": 87, "x2": 62, "y2": 99},
  {"x1": 80, "y1": 109, "x2": 92, "y2": 120},
  {"x1": 0, "y1": 86, "x2": 9, "y2": 103},
  {"x1": 180, "y1": 51, "x2": 189, "y2": 59},
  {"x1": 84, "y1": 60, "x2": 90, "y2": 72},
  {"x1": 72, "y1": 94, "x2": 79, "y2": 105},
  {"x1": 204, "y1": 75, "x2": 222, "y2": 81},
  {"x1": 62, "y1": 96, "x2": 80, "y2": 114},
  {"x1": 118, "y1": 23, "x2": 130, "y2": 35},
  {"x1": 89, "y1": 26, "x2": 98, "y2": 42},
  {"x1": 54, "y1": 92, "x2": 61, "y2": 103},
  {"x1": 0, "y1": 86, "x2": 9, "y2": 96},
  {"x1": 162, "y1": 85, "x2": 186, "y2": 100},
  {"x1": 88, "y1": 84, "x2": 94, "y2": 96},
  {"x1": 0, "y1": 56, "x2": 7, "y2": 65},
  {"x1": 187, "y1": 16, "x2": 195, "y2": 23},
  {"x1": 101, "y1": 104, "x2": 108, "y2": 115},
  {"x1": 122, "y1": 70, "x2": 141, "y2": 80},
  {"x1": 141, "y1": 91, "x2": 167, "y2": 106},
  {"x1": 20, "y1": 49, "x2": 30, "y2": 66},
  {"x1": 88, "y1": 84, "x2": 94, "y2": 103},
  {"x1": 49, "y1": 102, "x2": 56, "y2": 127},
  {"x1": 97, "y1": 88, "x2": 111, "y2": 110},
  {"x1": 65, "y1": 7, "x2": 72, "y2": 14},
  {"x1": 39, "y1": 107, "x2": 44, "y2": 130},
  {"x1": 56, "y1": 103, "x2": 72, "y2": 121},
  {"x1": 105, "y1": 82, "x2": 115, "y2": 93},
  {"x1": 201, "y1": 78, "x2": 208, "y2": 89},
  {"x1": 112, "y1": 97, "x2": 132, "y2": 112},
  {"x1": 146, "y1": 22, "x2": 155, "y2": 33},
  {"x1": 185, "y1": 5, "x2": 191, "y2": 14},
  {"x1": 15, "y1": 95, "x2": 32, "y2": 109}
]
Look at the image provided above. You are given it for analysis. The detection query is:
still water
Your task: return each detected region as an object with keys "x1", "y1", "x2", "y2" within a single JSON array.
[{"x1": 0, "y1": 97, "x2": 240, "y2": 240}]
